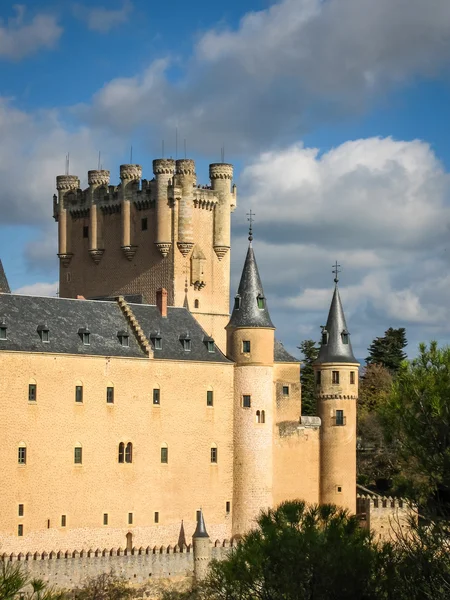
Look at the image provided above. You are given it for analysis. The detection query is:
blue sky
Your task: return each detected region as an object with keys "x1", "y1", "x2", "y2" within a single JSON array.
[{"x1": 2, "y1": 0, "x2": 450, "y2": 358}]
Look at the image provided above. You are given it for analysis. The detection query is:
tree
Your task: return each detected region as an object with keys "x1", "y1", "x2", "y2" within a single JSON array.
[
  {"x1": 366, "y1": 328, "x2": 407, "y2": 373},
  {"x1": 299, "y1": 340, "x2": 319, "y2": 416},
  {"x1": 0, "y1": 561, "x2": 66, "y2": 600},
  {"x1": 73, "y1": 572, "x2": 135, "y2": 600}
]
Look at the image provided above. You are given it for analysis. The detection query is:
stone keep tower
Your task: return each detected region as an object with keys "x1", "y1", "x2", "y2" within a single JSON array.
[
  {"x1": 314, "y1": 277, "x2": 359, "y2": 514},
  {"x1": 226, "y1": 232, "x2": 275, "y2": 536},
  {"x1": 53, "y1": 160, "x2": 237, "y2": 350}
]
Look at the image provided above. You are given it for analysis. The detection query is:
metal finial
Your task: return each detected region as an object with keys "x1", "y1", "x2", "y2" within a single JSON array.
[
  {"x1": 332, "y1": 261, "x2": 341, "y2": 284},
  {"x1": 247, "y1": 209, "x2": 255, "y2": 242}
]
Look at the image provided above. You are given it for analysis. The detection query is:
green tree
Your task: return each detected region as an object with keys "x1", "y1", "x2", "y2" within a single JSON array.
[
  {"x1": 299, "y1": 340, "x2": 319, "y2": 416},
  {"x1": 73, "y1": 572, "x2": 135, "y2": 600},
  {"x1": 0, "y1": 561, "x2": 65, "y2": 600},
  {"x1": 366, "y1": 327, "x2": 407, "y2": 373}
]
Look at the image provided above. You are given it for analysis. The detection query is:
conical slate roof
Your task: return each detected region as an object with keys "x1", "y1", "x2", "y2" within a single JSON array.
[
  {"x1": 315, "y1": 285, "x2": 357, "y2": 364},
  {"x1": 193, "y1": 510, "x2": 209, "y2": 538},
  {"x1": 227, "y1": 244, "x2": 274, "y2": 329},
  {"x1": 0, "y1": 260, "x2": 10, "y2": 294}
]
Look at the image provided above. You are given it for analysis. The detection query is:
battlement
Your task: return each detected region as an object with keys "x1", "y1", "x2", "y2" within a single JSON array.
[
  {"x1": 209, "y1": 163, "x2": 233, "y2": 180},
  {"x1": 56, "y1": 175, "x2": 79, "y2": 191},
  {"x1": 88, "y1": 170, "x2": 110, "y2": 186},
  {"x1": 356, "y1": 490, "x2": 416, "y2": 542}
]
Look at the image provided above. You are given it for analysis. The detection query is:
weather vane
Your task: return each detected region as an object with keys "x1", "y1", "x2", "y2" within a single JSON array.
[
  {"x1": 247, "y1": 209, "x2": 255, "y2": 242},
  {"x1": 332, "y1": 261, "x2": 341, "y2": 284}
]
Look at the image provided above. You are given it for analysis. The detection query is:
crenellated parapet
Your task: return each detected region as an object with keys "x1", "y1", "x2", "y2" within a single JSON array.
[
  {"x1": 209, "y1": 163, "x2": 233, "y2": 180},
  {"x1": 56, "y1": 175, "x2": 80, "y2": 191},
  {"x1": 356, "y1": 490, "x2": 416, "y2": 541},
  {"x1": 120, "y1": 164, "x2": 142, "y2": 181},
  {"x1": 88, "y1": 170, "x2": 110, "y2": 187}
]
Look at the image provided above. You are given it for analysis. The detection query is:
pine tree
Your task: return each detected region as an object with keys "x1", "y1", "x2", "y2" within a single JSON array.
[
  {"x1": 366, "y1": 327, "x2": 407, "y2": 373},
  {"x1": 299, "y1": 339, "x2": 319, "y2": 416}
]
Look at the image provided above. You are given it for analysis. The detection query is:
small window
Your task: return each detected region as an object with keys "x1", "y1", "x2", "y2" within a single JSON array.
[
  {"x1": 41, "y1": 330, "x2": 49, "y2": 343},
  {"x1": 154, "y1": 512, "x2": 159, "y2": 523},
  {"x1": 183, "y1": 339, "x2": 191, "y2": 351},
  {"x1": 282, "y1": 385, "x2": 289, "y2": 396},
  {"x1": 120, "y1": 335, "x2": 129, "y2": 347},
  {"x1": 74, "y1": 447, "x2": 82, "y2": 464},
  {"x1": 47, "y1": 519, "x2": 50, "y2": 529},
  {"x1": 141, "y1": 218, "x2": 148, "y2": 231},
  {"x1": 342, "y1": 331, "x2": 349, "y2": 345},
  {"x1": 18, "y1": 504, "x2": 24, "y2": 517},
  {"x1": 350, "y1": 371, "x2": 355, "y2": 385},
  {"x1": 226, "y1": 501, "x2": 230, "y2": 513},
  {"x1": 321, "y1": 331, "x2": 328, "y2": 345},
  {"x1": 261, "y1": 410, "x2": 265, "y2": 423},
  {"x1": 83, "y1": 225, "x2": 89, "y2": 238},
  {"x1": 0, "y1": 326, "x2": 6, "y2": 340},
  {"x1": 194, "y1": 299, "x2": 199, "y2": 309},
  {"x1": 234, "y1": 296, "x2": 241, "y2": 310},
  {"x1": 207, "y1": 341, "x2": 215, "y2": 353},
  {"x1": 125, "y1": 442, "x2": 133, "y2": 463},
  {"x1": 75, "y1": 385, "x2": 83, "y2": 403},
  {"x1": 118, "y1": 442, "x2": 124, "y2": 463},
  {"x1": 128, "y1": 512, "x2": 133, "y2": 525},
  {"x1": 83, "y1": 333, "x2": 90, "y2": 345},
  {"x1": 337, "y1": 486, "x2": 342, "y2": 493},
  {"x1": 316, "y1": 371, "x2": 322, "y2": 385},
  {"x1": 154, "y1": 337, "x2": 162, "y2": 350},
  {"x1": 161, "y1": 447, "x2": 168, "y2": 463},
  {"x1": 256, "y1": 410, "x2": 261, "y2": 423},
  {"x1": 28, "y1": 384, "x2": 37, "y2": 402},
  {"x1": 242, "y1": 340, "x2": 251, "y2": 353},
  {"x1": 257, "y1": 295, "x2": 265, "y2": 309},
  {"x1": 61, "y1": 515, "x2": 66, "y2": 527},
  {"x1": 18, "y1": 447, "x2": 26, "y2": 464},
  {"x1": 243, "y1": 395, "x2": 251, "y2": 408},
  {"x1": 207, "y1": 390, "x2": 214, "y2": 406},
  {"x1": 332, "y1": 371, "x2": 340, "y2": 384},
  {"x1": 18, "y1": 524, "x2": 23, "y2": 537},
  {"x1": 211, "y1": 447, "x2": 218, "y2": 463},
  {"x1": 153, "y1": 388, "x2": 160, "y2": 405},
  {"x1": 107, "y1": 386, "x2": 114, "y2": 404},
  {"x1": 335, "y1": 410, "x2": 345, "y2": 426},
  {"x1": 103, "y1": 513, "x2": 108, "y2": 525}
]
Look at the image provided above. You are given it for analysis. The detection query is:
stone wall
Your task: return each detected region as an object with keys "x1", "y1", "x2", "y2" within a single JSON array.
[{"x1": 357, "y1": 494, "x2": 415, "y2": 542}]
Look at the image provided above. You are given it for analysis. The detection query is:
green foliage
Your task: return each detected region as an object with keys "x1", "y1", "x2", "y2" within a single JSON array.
[
  {"x1": 366, "y1": 327, "x2": 407, "y2": 373},
  {"x1": 299, "y1": 340, "x2": 319, "y2": 416},
  {"x1": 0, "y1": 561, "x2": 66, "y2": 600},
  {"x1": 73, "y1": 572, "x2": 135, "y2": 600}
]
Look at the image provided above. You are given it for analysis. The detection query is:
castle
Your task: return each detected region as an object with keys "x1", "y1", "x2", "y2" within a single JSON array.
[{"x1": 0, "y1": 158, "x2": 361, "y2": 563}]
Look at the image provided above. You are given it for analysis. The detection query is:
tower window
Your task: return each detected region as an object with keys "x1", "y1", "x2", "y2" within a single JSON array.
[
  {"x1": 332, "y1": 371, "x2": 340, "y2": 384},
  {"x1": 141, "y1": 218, "x2": 148, "y2": 231},
  {"x1": 226, "y1": 501, "x2": 230, "y2": 513},
  {"x1": 0, "y1": 326, "x2": 6, "y2": 340},
  {"x1": 152, "y1": 336, "x2": 162, "y2": 350},
  {"x1": 337, "y1": 486, "x2": 342, "y2": 493},
  {"x1": 207, "y1": 341, "x2": 215, "y2": 353},
  {"x1": 74, "y1": 447, "x2": 82, "y2": 464},
  {"x1": 194, "y1": 299, "x2": 199, "y2": 309},
  {"x1": 120, "y1": 335, "x2": 129, "y2": 347},
  {"x1": 18, "y1": 524, "x2": 23, "y2": 537},
  {"x1": 125, "y1": 442, "x2": 133, "y2": 463},
  {"x1": 75, "y1": 385, "x2": 83, "y2": 403},
  {"x1": 335, "y1": 410, "x2": 345, "y2": 426},
  {"x1": 107, "y1": 386, "x2": 114, "y2": 404},
  {"x1": 18, "y1": 504, "x2": 24, "y2": 517},
  {"x1": 153, "y1": 388, "x2": 160, "y2": 405},
  {"x1": 61, "y1": 515, "x2": 66, "y2": 527},
  {"x1": 321, "y1": 330, "x2": 328, "y2": 345},
  {"x1": 207, "y1": 390, "x2": 214, "y2": 406},
  {"x1": 18, "y1": 447, "x2": 26, "y2": 464},
  {"x1": 183, "y1": 339, "x2": 191, "y2": 351},
  {"x1": 350, "y1": 371, "x2": 355, "y2": 385},
  {"x1": 103, "y1": 513, "x2": 108, "y2": 525},
  {"x1": 161, "y1": 447, "x2": 168, "y2": 463},
  {"x1": 242, "y1": 395, "x2": 251, "y2": 408},
  {"x1": 28, "y1": 384, "x2": 37, "y2": 402},
  {"x1": 282, "y1": 385, "x2": 289, "y2": 396},
  {"x1": 118, "y1": 442, "x2": 124, "y2": 463},
  {"x1": 83, "y1": 226, "x2": 89, "y2": 239},
  {"x1": 211, "y1": 447, "x2": 218, "y2": 463},
  {"x1": 242, "y1": 340, "x2": 251, "y2": 353},
  {"x1": 234, "y1": 296, "x2": 241, "y2": 310},
  {"x1": 261, "y1": 410, "x2": 265, "y2": 423},
  {"x1": 257, "y1": 295, "x2": 265, "y2": 309},
  {"x1": 341, "y1": 330, "x2": 349, "y2": 344},
  {"x1": 154, "y1": 512, "x2": 159, "y2": 523},
  {"x1": 41, "y1": 330, "x2": 49, "y2": 343},
  {"x1": 128, "y1": 512, "x2": 133, "y2": 525},
  {"x1": 316, "y1": 371, "x2": 322, "y2": 385}
]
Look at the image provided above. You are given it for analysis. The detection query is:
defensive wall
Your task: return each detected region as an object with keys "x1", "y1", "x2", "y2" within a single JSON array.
[{"x1": 356, "y1": 489, "x2": 415, "y2": 542}]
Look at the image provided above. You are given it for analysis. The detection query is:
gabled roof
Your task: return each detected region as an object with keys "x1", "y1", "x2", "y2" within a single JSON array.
[
  {"x1": 315, "y1": 285, "x2": 357, "y2": 364},
  {"x1": 227, "y1": 244, "x2": 274, "y2": 329},
  {"x1": 0, "y1": 260, "x2": 10, "y2": 294},
  {"x1": 274, "y1": 339, "x2": 300, "y2": 363}
]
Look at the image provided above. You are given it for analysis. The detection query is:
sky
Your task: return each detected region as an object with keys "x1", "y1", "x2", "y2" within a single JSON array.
[{"x1": 2, "y1": 0, "x2": 450, "y2": 360}]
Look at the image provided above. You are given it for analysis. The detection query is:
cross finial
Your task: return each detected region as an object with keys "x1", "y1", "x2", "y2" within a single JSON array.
[
  {"x1": 247, "y1": 209, "x2": 255, "y2": 243},
  {"x1": 332, "y1": 261, "x2": 341, "y2": 284}
]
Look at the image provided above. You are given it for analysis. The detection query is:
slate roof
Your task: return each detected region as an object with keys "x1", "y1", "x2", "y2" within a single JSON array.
[
  {"x1": 315, "y1": 285, "x2": 357, "y2": 364},
  {"x1": 227, "y1": 244, "x2": 274, "y2": 329},
  {"x1": 0, "y1": 294, "x2": 230, "y2": 363},
  {"x1": 274, "y1": 339, "x2": 299, "y2": 363},
  {"x1": 0, "y1": 260, "x2": 10, "y2": 294}
]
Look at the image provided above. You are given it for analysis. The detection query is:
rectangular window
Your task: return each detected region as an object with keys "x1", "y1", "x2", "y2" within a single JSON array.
[
  {"x1": 350, "y1": 371, "x2": 355, "y2": 385},
  {"x1": 154, "y1": 512, "x2": 159, "y2": 523},
  {"x1": 226, "y1": 501, "x2": 230, "y2": 513},
  {"x1": 337, "y1": 486, "x2": 342, "y2": 493},
  {"x1": 282, "y1": 385, "x2": 289, "y2": 396},
  {"x1": 211, "y1": 447, "x2": 218, "y2": 463},
  {"x1": 316, "y1": 371, "x2": 322, "y2": 385},
  {"x1": 128, "y1": 512, "x2": 133, "y2": 525},
  {"x1": 332, "y1": 371, "x2": 340, "y2": 384},
  {"x1": 154, "y1": 337, "x2": 162, "y2": 350},
  {"x1": 207, "y1": 341, "x2": 215, "y2": 353},
  {"x1": 61, "y1": 515, "x2": 66, "y2": 527},
  {"x1": 106, "y1": 387, "x2": 114, "y2": 404},
  {"x1": 234, "y1": 297, "x2": 240, "y2": 310},
  {"x1": 83, "y1": 225, "x2": 89, "y2": 238},
  {"x1": 18, "y1": 504, "x2": 24, "y2": 517},
  {"x1": 18, "y1": 524, "x2": 23, "y2": 537},
  {"x1": 335, "y1": 410, "x2": 344, "y2": 426},
  {"x1": 207, "y1": 390, "x2": 214, "y2": 406},
  {"x1": 83, "y1": 333, "x2": 90, "y2": 345},
  {"x1": 18, "y1": 447, "x2": 26, "y2": 464},
  {"x1": 103, "y1": 513, "x2": 108, "y2": 525},
  {"x1": 28, "y1": 384, "x2": 37, "y2": 402},
  {"x1": 42, "y1": 330, "x2": 49, "y2": 343},
  {"x1": 121, "y1": 335, "x2": 129, "y2": 347},
  {"x1": 161, "y1": 447, "x2": 168, "y2": 463},
  {"x1": 141, "y1": 218, "x2": 148, "y2": 231},
  {"x1": 183, "y1": 339, "x2": 191, "y2": 351},
  {"x1": 153, "y1": 388, "x2": 160, "y2": 405},
  {"x1": 75, "y1": 385, "x2": 83, "y2": 403},
  {"x1": 257, "y1": 296, "x2": 265, "y2": 309},
  {"x1": 242, "y1": 395, "x2": 251, "y2": 408},
  {"x1": 242, "y1": 340, "x2": 251, "y2": 353},
  {"x1": 47, "y1": 519, "x2": 50, "y2": 529},
  {"x1": 0, "y1": 326, "x2": 6, "y2": 340},
  {"x1": 74, "y1": 447, "x2": 82, "y2": 464}
]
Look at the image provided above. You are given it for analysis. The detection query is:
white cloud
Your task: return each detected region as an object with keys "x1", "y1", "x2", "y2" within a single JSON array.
[
  {"x1": 0, "y1": 5, "x2": 62, "y2": 60},
  {"x1": 14, "y1": 281, "x2": 58, "y2": 297},
  {"x1": 73, "y1": 1, "x2": 133, "y2": 33}
]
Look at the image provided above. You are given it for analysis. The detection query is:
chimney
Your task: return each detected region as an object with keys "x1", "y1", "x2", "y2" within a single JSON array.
[{"x1": 156, "y1": 288, "x2": 168, "y2": 317}]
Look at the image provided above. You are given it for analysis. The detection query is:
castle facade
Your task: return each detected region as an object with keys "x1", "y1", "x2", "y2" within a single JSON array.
[{"x1": 0, "y1": 158, "x2": 359, "y2": 555}]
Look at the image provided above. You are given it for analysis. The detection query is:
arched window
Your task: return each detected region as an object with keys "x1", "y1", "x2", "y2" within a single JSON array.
[
  {"x1": 194, "y1": 299, "x2": 199, "y2": 309},
  {"x1": 256, "y1": 410, "x2": 261, "y2": 423},
  {"x1": 261, "y1": 410, "x2": 265, "y2": 423},
  {"x1": 125, "y1": 442, "x2": 133, "y2": 463},
  {"x1": 118, "y1": 442, "x2": 125, "y2": 463}
]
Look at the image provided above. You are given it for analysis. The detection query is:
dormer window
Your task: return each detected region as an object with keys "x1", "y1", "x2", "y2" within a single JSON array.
[
  {"x1": 257, "y1": 294, "x2": 265, "y2": 309},
  {"x1": 0, "y1": 325, "x2": 6, "y2": 340},
  {"x1": 321, "y1": 328, "x2": 328, "y2": 345},
  {"x1": 341, "y1": 330, "x2": 349, "y2": 345},
  {"x1": 117, "y1": 330, "x2": 129, "y2": 347},
  {"x1": 203, "y1": 335, "x2": 215, "y2": 353},
  {"x1": 234, "y1": 296, "x2": 241, "y2": 310},
  {"x1": 37, "y1": 325, "x2": 50, "y2": 343},
  {"x1": 78, "y1": 328, "x2": 90, "y2": 345},
  {"x1": 179, "y1": 333, "x2": 191, "y2": 351},
  {"x1": 151, "y1": 331, "x2": 162, "y2": 350}
]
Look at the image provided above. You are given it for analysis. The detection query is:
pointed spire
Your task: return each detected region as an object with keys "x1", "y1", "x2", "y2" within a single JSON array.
[
  {"x1": 193, "y1": 510, "x2": 209, "y2": 538},
  {"x1": 0, "y1": 260, "x2": 10, "y2": 294},
  {"x1": 316, "y1": 276, "x2": 357, "y2": 364},
  {"x1": 227, "y1": 243, "x2": 274, "y2": 329}
]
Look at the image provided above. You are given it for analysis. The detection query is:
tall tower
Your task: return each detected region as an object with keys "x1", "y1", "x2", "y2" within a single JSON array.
[
  {"x1": 53, "y1": 159, "x2": 237, "y2": 350},
  {"x1": 227, "y1": 227, "x2": 275, "y2": 536},
  {"x1": 314, "y1": 267, "x2": 359, "y2": 514}
]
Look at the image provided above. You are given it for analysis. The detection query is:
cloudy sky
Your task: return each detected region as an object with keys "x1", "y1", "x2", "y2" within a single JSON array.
[{"x1": 2, "y1": 0, "x2": 450, "y2": 359}]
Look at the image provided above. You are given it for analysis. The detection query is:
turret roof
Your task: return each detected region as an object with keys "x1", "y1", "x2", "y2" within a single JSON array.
[
  {"x1": 0, "y1": 260, "x2": 10, "y2": 294},
  {"x1": 315, "y1": 284, "x2": 357, "y2": 364},
  {"x1": 193, "y1": 510, "x2": 209, "y2": 538}
]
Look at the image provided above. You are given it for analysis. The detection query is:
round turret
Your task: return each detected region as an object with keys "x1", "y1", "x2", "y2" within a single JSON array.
[
  {"x1": 209, "y1": 163, "x2": 233, "y2": 180},
  {"x1": 88, "y1": 170, "x2": 110, "y2": 187},
  {"x1": 120, "y1": 164, "x2": 142, "y2": 181},
  {"x1": 56, "y1": 175, "x2": 79, "y2": 191},
  {"x1": 175, "y1": 159, "x2": 196, "y2": 176},
  {"x1": 153, "y1": 158, "x2": 175, "y2": 175}
]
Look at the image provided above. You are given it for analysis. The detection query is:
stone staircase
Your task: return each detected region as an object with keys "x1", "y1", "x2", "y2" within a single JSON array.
[{"x1": 116, "y1": 296, "x2": 153, "y2": 356}]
